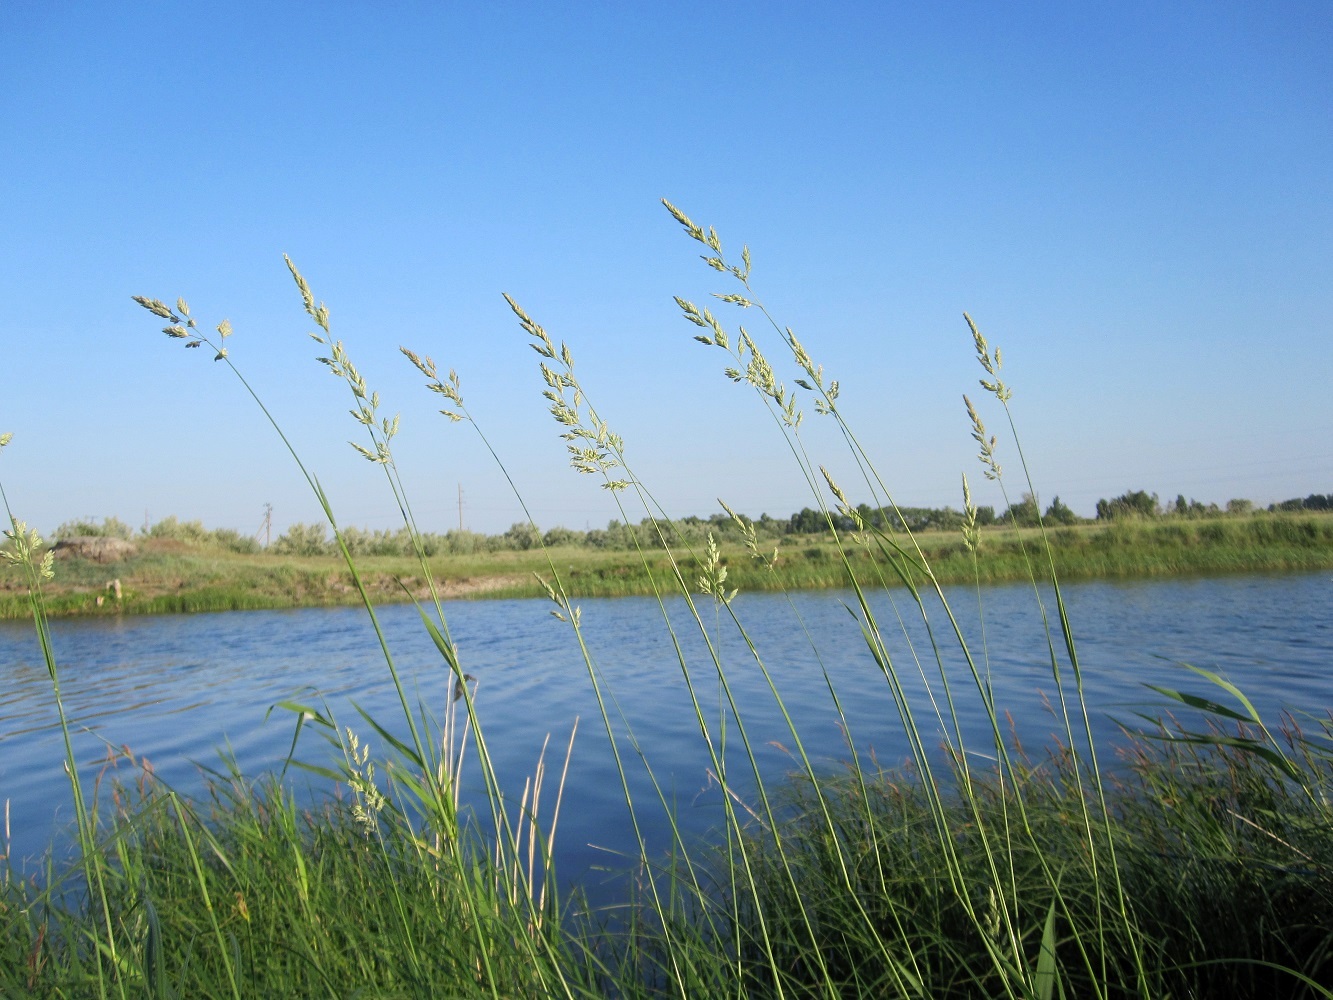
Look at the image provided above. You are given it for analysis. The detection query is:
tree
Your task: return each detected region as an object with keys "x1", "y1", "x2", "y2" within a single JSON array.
[
  {"x1": 1095, "y1": 490, "x2": 1159, "y2": 520},
  {"x1": 788, "y1": 508, "x2": 826, "y2": 534},
  {"x1": 1268, "y1": 495, "x2": 1332, "y2": 512},
  {"x1": 1044, "y1": 495, "x2": 1079, "y2": 525},
  {"x1": 931, "y1": 506, "x2": 966, "y2": 531},
  {"x1": 1003, "y1": 493, "x2": 1041, "y2": 527}
]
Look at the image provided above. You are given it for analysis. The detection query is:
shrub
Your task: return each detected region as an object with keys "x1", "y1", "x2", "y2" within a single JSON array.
[
  {"x1": 147, "y1": 515, "x2": 204, "y2": 542},
  {"x1": 54, "y1": 515, "x2": 134, "y2": 540},
  {"x1": 542, "y1": 525, "x2": 585, "y2": 548},
  {"x1": 271, "y1": 521, "x2": 330, "y2": 555},
  {"x1": 501, "y1": 521, "x2": 541, "y2": 550},
  {"x1": 210, "y1": 527, "x2": 261, "y2": 554}
]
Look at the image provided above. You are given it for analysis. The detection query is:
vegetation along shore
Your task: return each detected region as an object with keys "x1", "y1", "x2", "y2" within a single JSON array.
[{"x1": 2, "y1": 500, "x2": 1330, "y2": 619}]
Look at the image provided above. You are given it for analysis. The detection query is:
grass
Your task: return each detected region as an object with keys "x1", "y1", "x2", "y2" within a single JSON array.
[
  {"x1": 6, "y1": 718, "x2": 1330, "y2": 996},
  {"x1": 4, "y1": 762, "x2": 577, "y2": 997},
  {"x1": 2, "y1": 203, "x2": 1331, "y2": 997},
  {"x1": 3, "y1": 513, "x2": 1330, "y2": 620},
  {"x1": 727, "y1": 714, "x2": 1333, "y2": 997}
]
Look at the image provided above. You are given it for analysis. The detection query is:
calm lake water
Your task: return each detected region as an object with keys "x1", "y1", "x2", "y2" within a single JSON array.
[{"x1": 2, "y1": 572, "x2": 1330, "y2": 898}]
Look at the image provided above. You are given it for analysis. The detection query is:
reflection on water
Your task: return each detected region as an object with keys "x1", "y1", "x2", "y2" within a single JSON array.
[{"x1": 2, "y1": 572, "x2": 1330, "y2": 894}]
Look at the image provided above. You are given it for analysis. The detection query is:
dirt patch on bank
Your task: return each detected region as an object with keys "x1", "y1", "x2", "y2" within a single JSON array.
[{"x1": 405, "y1": 574, "x2": 529, "y2": 599}]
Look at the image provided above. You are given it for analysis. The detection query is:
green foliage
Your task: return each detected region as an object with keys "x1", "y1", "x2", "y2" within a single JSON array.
[
  {"x1": 1044, "y1": 494, "x2": 1080, "y2": 525},
  {"x1": 441, "y1": 528, "x2": 490, "y2": 554},
  {"x1": 270, "y1": 521, "x2": 330, "y2": 555},
  {"x1": 788, "y1": 506, "x2": 838, "y2": 533},
  {"x1": 786, "y1": 503, "x2": 975, "y2": 535},
  {"x1": 1004, "y1": 491, "x2": 1041, "y2": 526},
  {"x1": 733, "y1": 720, "x2": 1333, "y2": 999},
  {"x1": 147, "y1": 515, "x2": 261, "y2": 553},
  {"x1": 2, "y1": 761, "x2": 577, "y2": 997},
  {"x1": 1272, "y1": 493, "x2": 1333, "y2": 513},
  {"x1": 54, "y1": 514, "x2": 134, "y2": 539},
  {"x1": 146, "y1": 514, "x2": 210, "y2": 543},
  {"x1": 502, "y1": 521, "x2": 541, "y2": 550},
  {"x1": 1097, "y1": 489, "x2": 1161, "y2": 520},
  {"x1": 208, "y1": 527, "x2": 260, "y2": 554},
  {"x1": 542, "y1": 525, "x2": 584, "y2": 547},
  {"x1": 336, "y1": 524, "x2": 414, "y2": 556}
]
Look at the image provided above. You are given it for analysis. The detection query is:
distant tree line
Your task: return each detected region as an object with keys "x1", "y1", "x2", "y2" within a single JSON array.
[
  {"x1": 1093, "y1": 490, "x2": 1333, "y2": 521},
  {"x1": 1269, "y1": 493, "x2": 1333, "y2": 513},
  {"x1": 48, "y1": 491, "x2": 1331, "y2": 557}
]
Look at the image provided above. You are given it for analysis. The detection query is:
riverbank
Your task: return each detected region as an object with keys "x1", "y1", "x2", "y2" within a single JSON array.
[{"x1": 2, "y1": 512, "x2": 1330, "y2": 619}]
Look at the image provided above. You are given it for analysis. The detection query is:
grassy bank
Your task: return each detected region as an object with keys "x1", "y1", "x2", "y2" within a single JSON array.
[
  {"x1": 3, "y1": 512, "x2": 1330, "y2": 620},
  {"x1": 4, "y1": 205, "x2": 1331, "y2": 997},
  {"x1": 6, "y1": 716, "x2": 1331, "y2": 997},
  {"x1": 730, "y1": 717, "x2": 1333, "y2": 998}
]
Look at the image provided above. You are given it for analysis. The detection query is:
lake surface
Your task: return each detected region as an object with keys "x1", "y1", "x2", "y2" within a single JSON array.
[{"x1": 2, "y1": 572, "x2": 1330, "y2": 900}]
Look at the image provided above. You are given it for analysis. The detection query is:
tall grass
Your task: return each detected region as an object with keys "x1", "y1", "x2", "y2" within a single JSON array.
[{"x1": 2, "y1": 205, "x2": 1330, "y2": 997}]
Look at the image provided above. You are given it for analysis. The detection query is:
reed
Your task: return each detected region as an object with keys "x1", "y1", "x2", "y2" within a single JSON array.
[{"x1": 2, "y1": 205, "x2": 1329, "y2": 997}]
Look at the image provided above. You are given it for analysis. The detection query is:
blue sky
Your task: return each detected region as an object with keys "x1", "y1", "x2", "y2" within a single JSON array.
[{"x1": 2, "y1": 2, "x2": 1330, "y2": 537}]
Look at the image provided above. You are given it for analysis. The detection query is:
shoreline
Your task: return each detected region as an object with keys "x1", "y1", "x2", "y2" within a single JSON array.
[{"x1": 3, "y1": 514, "x2": 1331, "y2": 619}]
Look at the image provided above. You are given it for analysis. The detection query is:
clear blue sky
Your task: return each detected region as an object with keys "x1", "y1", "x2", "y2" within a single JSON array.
[{"x1": 2, "y1": 2, "x2": 1330, "y2": 537}]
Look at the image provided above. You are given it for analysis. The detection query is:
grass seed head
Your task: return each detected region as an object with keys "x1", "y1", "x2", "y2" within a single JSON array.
[
  {"x1": 662, "y1": 198, "x2": 705, "y2": 244},
  {"x1": 133, "y1": 296, "x2": 177, "y2": 320},
  {"x1": 961, "y1": 473, "x2": 981, "y2": 552},
  {"x1": 697, "y1": 531, "x2": 738, "y2": 604},
  {"x1": 965, "y1": 313, "x2": 1013, "y2": 401},
  {"x1": 964, "y1": 394, "x2": 1003, "y2": 480},
  {"x1": 284, "y1": 255, "x2": 315, "y2": 315}
]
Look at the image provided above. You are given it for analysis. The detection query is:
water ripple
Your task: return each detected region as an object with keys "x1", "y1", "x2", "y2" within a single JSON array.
[{"x1": 2, "y1": 573, "x2": 1330, "y2": 896}]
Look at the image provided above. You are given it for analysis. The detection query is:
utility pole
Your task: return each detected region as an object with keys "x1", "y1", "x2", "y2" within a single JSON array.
[
  {"x1": 255, "y1": 503, "x2": 272, "y2": 547},
  {"x1": 457, "y1": 484, "x2": 464, "y2": 532}
]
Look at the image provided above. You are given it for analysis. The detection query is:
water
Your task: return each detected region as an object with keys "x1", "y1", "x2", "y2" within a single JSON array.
[{"x1": 2, "y1": 572, "x2": 1330, "y2": 899}]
